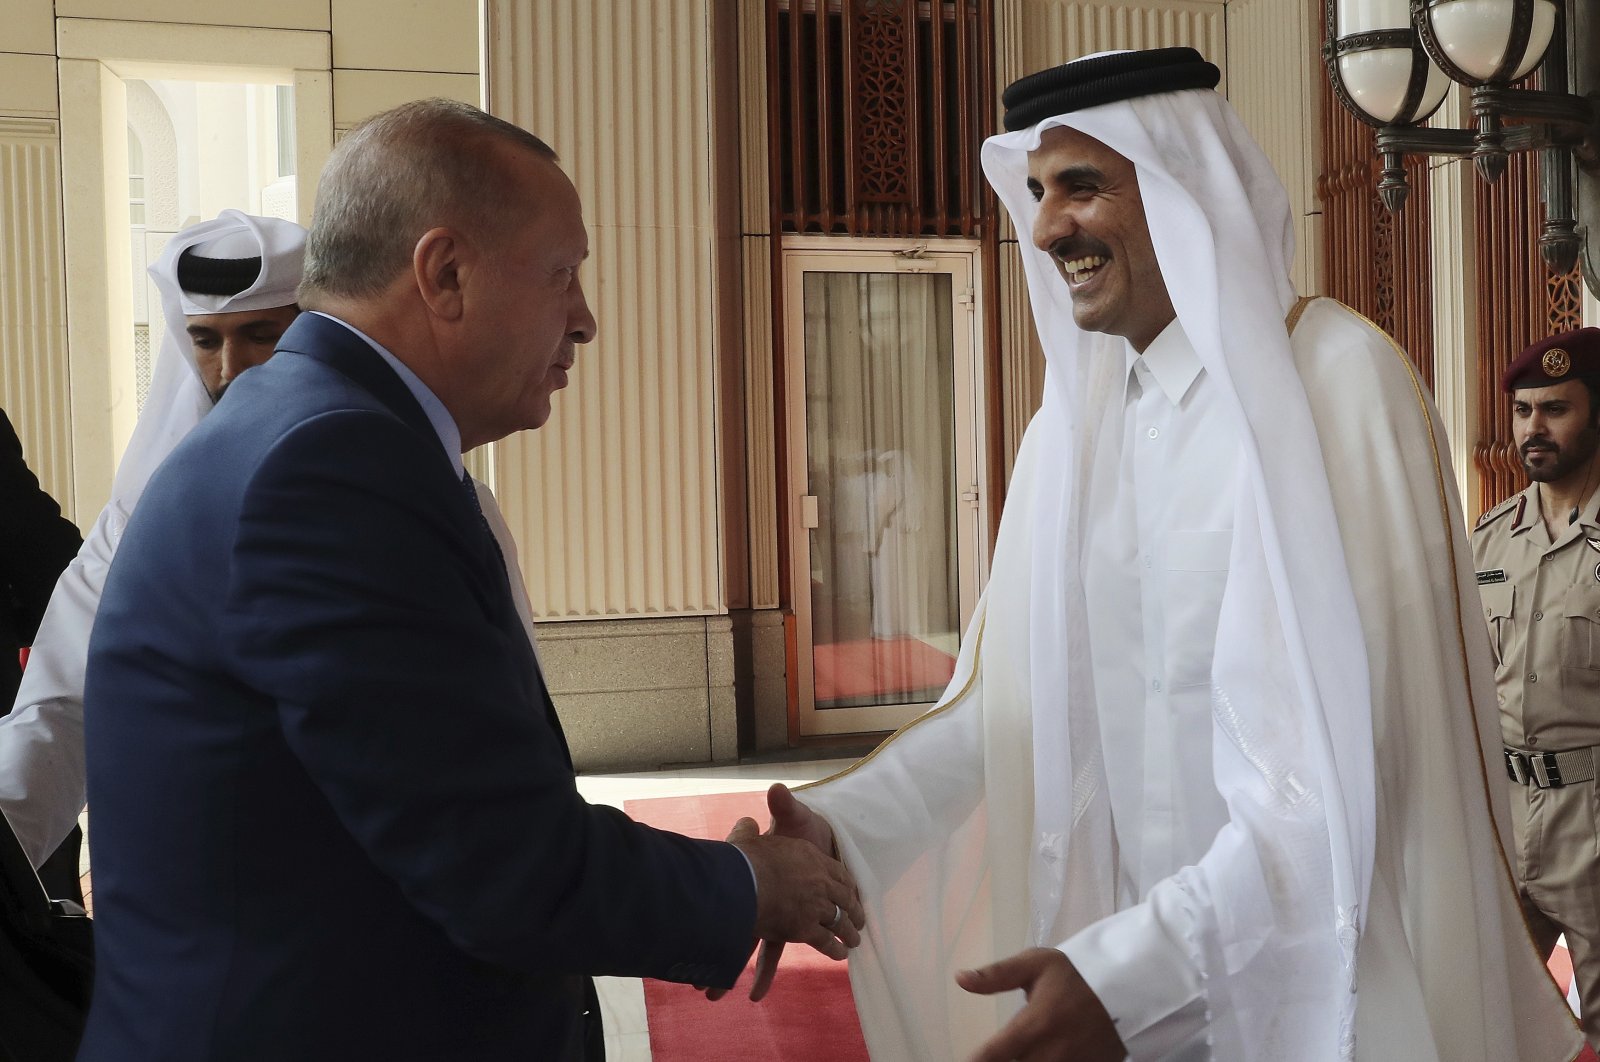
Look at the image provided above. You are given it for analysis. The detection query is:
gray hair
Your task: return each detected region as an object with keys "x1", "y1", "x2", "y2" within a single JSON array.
[{"x1": 299, "y1": 98, "x2": 558, "y2": 301}]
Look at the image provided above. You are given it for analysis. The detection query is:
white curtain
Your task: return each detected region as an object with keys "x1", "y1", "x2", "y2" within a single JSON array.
[{"x1": 803, "y1": 270, "x2": 958, "y2": 709}]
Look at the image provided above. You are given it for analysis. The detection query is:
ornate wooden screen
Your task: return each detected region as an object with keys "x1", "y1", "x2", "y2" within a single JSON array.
[
  {"x1": 769, "y1": 0, "x2": 996, "y2": 237},
  {"x1": 1316, "y1": 76, "x2": 1436, "y2": 389},
  {"x1": 1472, "y1": 150, "x2": 1585, "y2": 510}
]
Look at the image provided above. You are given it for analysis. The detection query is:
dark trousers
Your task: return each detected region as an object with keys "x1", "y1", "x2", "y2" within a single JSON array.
[{"x1": 36, "y1": 826, "x2": 82, "y2": 906}]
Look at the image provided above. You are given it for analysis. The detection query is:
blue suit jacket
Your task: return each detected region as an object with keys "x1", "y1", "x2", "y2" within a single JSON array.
[{"x1": 78, "y1": 313, "x2": 755, "y2": 1061}]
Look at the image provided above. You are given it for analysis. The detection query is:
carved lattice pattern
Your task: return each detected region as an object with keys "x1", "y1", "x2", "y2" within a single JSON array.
[
  {"x1": 1548, "y1": 265, "x2": 1583, "y2": 333},
  {"x1": 1372, "y1": 194, "x2": 1396, "y2": 336},
  {"x1": 854, "y1": 0, "x2": 914, "y2": 203},
  {"x1": 770, "y1": 0, "x2": 993, "y2": 238}
]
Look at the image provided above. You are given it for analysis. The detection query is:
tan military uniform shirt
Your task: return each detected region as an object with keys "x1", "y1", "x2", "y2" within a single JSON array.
[{"x1": 1472, "y1": 482, "x2": 1600, "y2": 750}]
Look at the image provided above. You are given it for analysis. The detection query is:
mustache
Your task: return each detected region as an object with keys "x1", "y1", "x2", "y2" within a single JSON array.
[
  {"x1": 1521, "y1": 436, "x2": 1557, "y2": 455},
  {"x1": 1048, "y1": 236, "x2": 1112, "y2": 263}
]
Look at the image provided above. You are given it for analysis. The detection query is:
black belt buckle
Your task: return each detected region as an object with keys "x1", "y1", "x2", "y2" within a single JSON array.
[
  {"x1": 1505, "y1": 748, "x2": 1566, "y2": 788},
  {"x1": 1531, "y1": 751, "x2": 1565, "y2": 789}
]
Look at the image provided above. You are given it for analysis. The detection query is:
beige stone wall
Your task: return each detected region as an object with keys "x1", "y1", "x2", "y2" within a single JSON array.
[
  {"x1": 0, "y1": 0, "x2": 480, "y2": 525},
  {"x1": 540, "y1": 616, "x2": 740, "y2": 771}
]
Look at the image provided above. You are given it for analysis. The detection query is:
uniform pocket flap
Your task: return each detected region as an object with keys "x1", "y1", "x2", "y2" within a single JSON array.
[
  {"x1": 1165, "y1": 529, "x2": 1232, "y2": 572},
  {"x1": 1480, "y1": 583, "x2": 1515, "y2": 620},
  {"x1": 1562, "y1": 585, "x2": 1600, "y2": 622}
]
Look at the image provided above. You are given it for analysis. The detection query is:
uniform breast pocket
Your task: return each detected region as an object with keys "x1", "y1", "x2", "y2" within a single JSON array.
[
  {"x1": 1481, "y1": 583, "x2": 1515, "y2": 670},
  {"x1": 1561, "y1": 585, "x2": 1600, "y2": 671},
  {"x1": 1163, "y1": 529, "x2": 1232, "y2": 691}
]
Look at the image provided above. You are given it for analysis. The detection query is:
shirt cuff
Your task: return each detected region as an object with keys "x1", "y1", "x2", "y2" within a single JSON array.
[
  {"x1": 735, "y1": 846, "x2": 758, "y2": 898},
  {"x1": 1059, "y1": 882, "x2": 1208, "y2": 1060}
]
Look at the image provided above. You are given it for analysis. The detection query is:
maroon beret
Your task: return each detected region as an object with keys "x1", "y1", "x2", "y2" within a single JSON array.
[{"x1": 1502, "y1": 327, "x2": 1600, "y2": 393}]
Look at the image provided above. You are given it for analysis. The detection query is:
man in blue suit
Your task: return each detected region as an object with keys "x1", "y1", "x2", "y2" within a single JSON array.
[{"x1": 77, "y1": 99, "x2": 862, "y2": 1061}]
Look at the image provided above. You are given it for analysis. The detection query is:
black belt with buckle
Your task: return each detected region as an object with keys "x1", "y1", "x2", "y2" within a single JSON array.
[{"x1": 1504, "y1": 746, "x2": 1596, "y2": 790}]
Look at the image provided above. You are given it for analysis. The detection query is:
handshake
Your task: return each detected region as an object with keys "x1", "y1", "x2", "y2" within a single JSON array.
[
  {"x1": 715, "y1": 783, "x2": 860, "y2": 1002},
  {"x1": 708, "y1": 785, "x2": 1126, "y2": 1062}
]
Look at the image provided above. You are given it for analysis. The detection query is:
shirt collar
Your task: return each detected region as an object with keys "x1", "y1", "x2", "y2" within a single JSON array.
[
  {"x1": 1125, "y1": 317, "x2": 1203, "y2": 407},
  {"x1": 1582, "y1": 482, "x2": 1600, "y2": 533},
  {"x1": 1512, "y1": 482, "x2": 1600, "y2": 538},
  {"x1": 309, "y1": 311, "x2": 464, "y2": 478}
]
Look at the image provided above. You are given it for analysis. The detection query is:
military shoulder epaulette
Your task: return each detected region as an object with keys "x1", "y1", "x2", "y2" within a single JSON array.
[{"x1": 1474, "y1": 492, "x2": 1524, "y2": 532}]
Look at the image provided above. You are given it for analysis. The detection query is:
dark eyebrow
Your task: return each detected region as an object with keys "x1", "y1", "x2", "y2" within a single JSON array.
[
  {"x1": 1054, "y1": 164, "x2": 1106, "y2": 186},
  {"x1": 187, "y1": 318, "x2": 283, "y2": 334}
]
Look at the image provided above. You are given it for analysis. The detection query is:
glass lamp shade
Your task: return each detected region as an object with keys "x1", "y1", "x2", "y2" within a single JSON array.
[
  {"x1": 1337, "y1": 47, "x2": 1452, "y2": 124},
  {"x1": 1419, "y1": 0, "x2": 1559, "y2": 84}
]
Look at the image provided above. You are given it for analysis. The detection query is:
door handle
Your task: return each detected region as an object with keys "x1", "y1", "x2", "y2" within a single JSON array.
[{"x1": 800, "y1": 495, "x2": 819, "y2": 529}]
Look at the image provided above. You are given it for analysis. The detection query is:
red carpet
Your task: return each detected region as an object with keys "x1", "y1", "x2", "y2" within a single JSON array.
[
  {"x1": 812, "y1": 636, "x2": 955, "y2": 703},
  {"x1": 625, "y1": 791, "x2": 869, "y2": 1062}
]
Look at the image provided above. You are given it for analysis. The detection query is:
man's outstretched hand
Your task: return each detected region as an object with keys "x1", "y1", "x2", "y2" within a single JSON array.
[
  {"x1": 710, "y1": 784, "x2": 857, "y2": 1002},
  {"x1": 957, "y1": 947, "x2": 1124, "y2": 1062},
  {"x1": 721, "y1": 784, "x2": 861, "y2": 1001}
]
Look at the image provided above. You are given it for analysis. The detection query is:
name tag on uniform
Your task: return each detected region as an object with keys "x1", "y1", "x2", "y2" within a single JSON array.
[{"x1": 1476, "y1": 569, "x2": 1507, "y2": 585}]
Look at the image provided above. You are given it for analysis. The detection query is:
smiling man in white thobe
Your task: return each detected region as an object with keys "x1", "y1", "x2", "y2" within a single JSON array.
[{"x1": 751, "y1": 47, "x2": 1583, "y2": 1062}]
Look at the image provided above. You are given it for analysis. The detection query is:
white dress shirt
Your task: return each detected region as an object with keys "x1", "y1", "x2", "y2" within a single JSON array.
[{"x1": 1064, "y1": 318, "x2": 1239, "y2": 1056}]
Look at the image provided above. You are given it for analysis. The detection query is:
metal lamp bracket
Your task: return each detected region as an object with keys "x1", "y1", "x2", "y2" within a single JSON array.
[{"x1": 1367, "y1": 2, "x2": 1600, "y2": 291}]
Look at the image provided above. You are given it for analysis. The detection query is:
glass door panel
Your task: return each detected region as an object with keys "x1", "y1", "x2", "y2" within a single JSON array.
[
  {"x1": 784, "y1": 244, "x2": 983, "y2": 738},
  {"x1": 804, "y1": 271, "x2": 960, "y2": 711}
]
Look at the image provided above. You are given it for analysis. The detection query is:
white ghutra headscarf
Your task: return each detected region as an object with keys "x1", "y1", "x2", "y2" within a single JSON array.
[{"x1": 113, "y1": 209, "x2": 307, "y2": 525}]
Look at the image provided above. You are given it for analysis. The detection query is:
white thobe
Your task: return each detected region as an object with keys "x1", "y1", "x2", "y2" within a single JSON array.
[
  {"x1": 800, "y1": 297, "x2": 1581, "y2": 1062},
  {"x1": 1066, "y1": 321, "x2": 1233, "y2": 1056}
]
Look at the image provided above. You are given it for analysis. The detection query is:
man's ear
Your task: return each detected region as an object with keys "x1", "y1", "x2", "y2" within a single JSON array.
[{"x1": 414, "y1": 227, "x2": 465, "y2": 321}]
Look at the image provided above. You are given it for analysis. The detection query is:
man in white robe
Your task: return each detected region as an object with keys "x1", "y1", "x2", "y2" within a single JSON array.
[
  {"x1": 757, "y1": 48, "x2": 1583, "y2": 1062},
  {"x1": 0, "y1": 210, "x2": 543, "y2": 870}
]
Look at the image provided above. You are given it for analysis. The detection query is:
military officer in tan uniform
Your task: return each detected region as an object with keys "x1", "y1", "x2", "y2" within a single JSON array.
[{"x1": 1473, "y1": 326, "x2": 1600, "y2": 1044}]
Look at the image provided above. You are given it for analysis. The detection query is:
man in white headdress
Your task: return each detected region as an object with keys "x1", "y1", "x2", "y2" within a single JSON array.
[
  {"x1": 753, "y1": 49, "x2": 1583, "y2": 1062},
  {"x1": 0, "y1": 211, "x2": 306, "y2": 867},
  {"x1": 0, "y1": 210, "x2": 543, "y2": 875}
]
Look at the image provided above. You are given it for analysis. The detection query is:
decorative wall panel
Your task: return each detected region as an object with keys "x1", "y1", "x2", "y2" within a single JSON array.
[
  {"x1": 771, "y1": 0, "x2": 995, "y2": 238},
  {"x1": 485, "y1": 0, "x2": 725, "y2": 618},
  {"x1": 1317, "y1": 61, "x2": 1435, "y2": 388},
  {"x1": 0, "y1": 118, "x2": 73, "y2": 518}
]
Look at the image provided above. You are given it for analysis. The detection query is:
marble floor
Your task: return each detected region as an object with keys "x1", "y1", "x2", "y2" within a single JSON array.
[{"x1": 575, "y1": 758, "x2": 855, "y2": 1062}]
